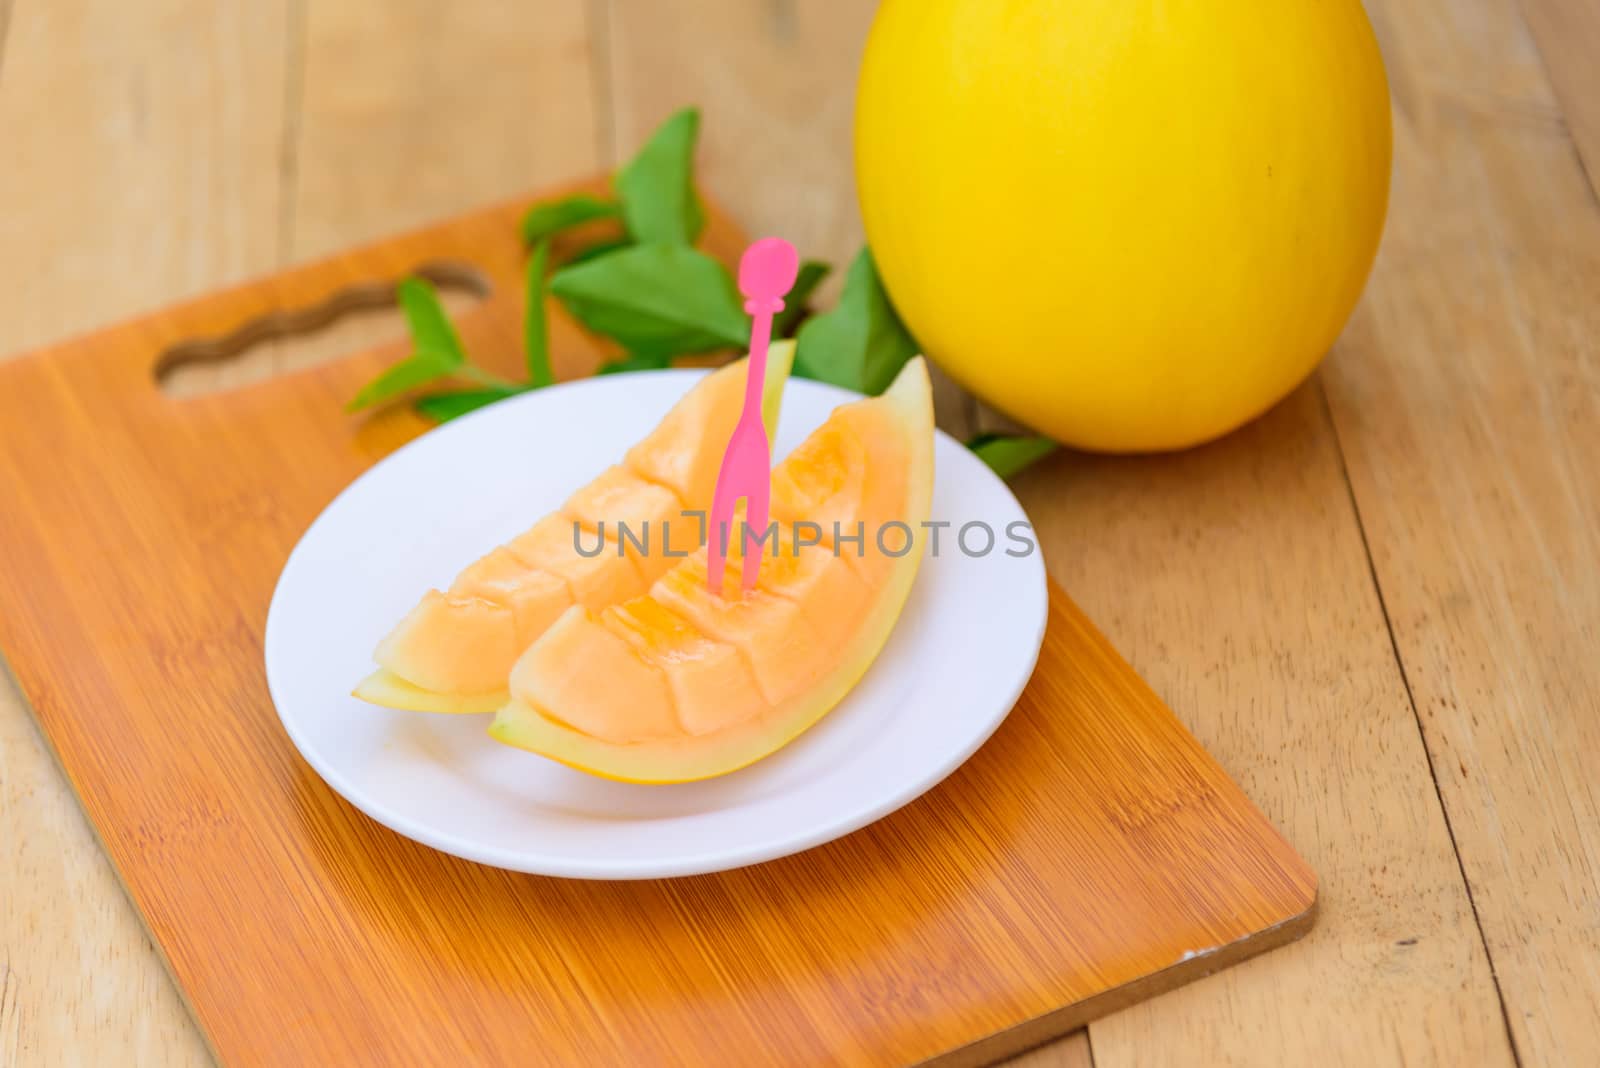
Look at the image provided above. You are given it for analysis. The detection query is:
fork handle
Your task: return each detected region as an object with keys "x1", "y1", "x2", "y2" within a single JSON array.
[
  {"x1": 741, "y1": 310, "x2": 777, "y2": 419},
  {"x1": 737, "y1": 237, "x2": 801, "y2": 417}
]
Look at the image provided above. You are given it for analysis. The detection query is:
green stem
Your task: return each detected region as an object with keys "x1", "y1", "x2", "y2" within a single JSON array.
[
  {"x1": 459, "y1": 364, "x2": 519, "y2": 390},
  {"x1": 525, "y1": 239, "x2": 555, "y2": 388}
]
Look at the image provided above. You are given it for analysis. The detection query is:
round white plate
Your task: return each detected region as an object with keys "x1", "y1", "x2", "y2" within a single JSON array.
[{"x1": 265, "y1": 372, "x2": 1047, "y2": 879}]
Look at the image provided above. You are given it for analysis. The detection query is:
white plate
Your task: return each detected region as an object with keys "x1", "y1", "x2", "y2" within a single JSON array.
[{"x1": 265, "y1": 372, "x2": 1047, "y2": 879}]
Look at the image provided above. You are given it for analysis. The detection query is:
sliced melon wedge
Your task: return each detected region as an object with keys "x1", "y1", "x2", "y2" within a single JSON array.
[
  {"x1": 354, "y1": 342, "x2": 796, "y2": 713},
  {"x1": 490, "y1": 357, "x2": 935, "y2": 782}
]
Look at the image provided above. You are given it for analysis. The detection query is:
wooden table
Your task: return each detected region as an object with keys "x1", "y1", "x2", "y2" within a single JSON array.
[{"x1": 1, "y1": 2, "x2": 1595, "y2": 1065}]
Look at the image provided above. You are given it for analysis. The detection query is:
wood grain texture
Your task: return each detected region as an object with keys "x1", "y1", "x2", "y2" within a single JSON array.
[
  {"x1": 0, "y1": 0, "x2": 288, "y2": 366},
  {"x1": 1018, "y1": 384, "x2": 1517, "y2": 1068},
  {"x1": 269, "y1": 0, "x2": 599, "y2": 387},
  {"x1": 1002, "y1": 1030, "x2": 1093, "y2": 1068},
  {"x1": 599, "y1": 8, "x2": 1501, "y2": 1067},
  {"x1": 603, "y1": 0, "x2": 983, "y2": 438},
  {"x1": 604, "y1": 0, "x2": 874, "y2": 264},
  {"x1": 0, "y1": 189, "x2": 1311, "y2": 1066},
  {"x1": 0, "y1": 1, "x2": 286, "y2": 1063},
  {"x1": 1518, "y1": 0, "x2": 1600, "y2": 202},
  {"x1": 1326, "y1": 0, "x2": 1600, "y2": 1061},
  {"x1": 5, "y1": 0, "x2": 1595, "y2": 1063},
  {"x1": 290, "y1": 0, "x2": 599, "y2": 261},
  {"x1": 0, "y1": 666, "x2": 211, "y2": 1068},
  {"x1": 1, "y1": 5, "x2": 602, "y2": 1062}
]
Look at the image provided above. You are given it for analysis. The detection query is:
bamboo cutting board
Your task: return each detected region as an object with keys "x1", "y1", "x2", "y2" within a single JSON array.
[{"x1": 0, "y1": 181, "x2": 1315, "y2": 1066}]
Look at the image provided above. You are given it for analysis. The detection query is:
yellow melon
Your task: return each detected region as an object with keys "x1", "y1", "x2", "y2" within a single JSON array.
[
  {"x1": 354, "y1": 342, "x2": 795, "y2": 713},
  {"x1": 489, "y1": 357, "x2": 934, "y2": 782}
]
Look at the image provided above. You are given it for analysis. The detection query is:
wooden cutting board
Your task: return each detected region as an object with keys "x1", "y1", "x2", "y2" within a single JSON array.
[{"x1": 0, "y1": 180, "x2": 1315, "y2": 1067}]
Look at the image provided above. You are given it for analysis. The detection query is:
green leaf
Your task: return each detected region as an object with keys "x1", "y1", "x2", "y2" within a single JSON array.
[
  {"x1": 596, "y1": 351, "x2": 673, "y2": 375},
  {"x1": 615, "y1": 107, "x2": 705, "y2": 245},
  {"x1": 772, "y1": 260, "x2": 831, "y2": 338},
  {"x1": 524, "y1": 239, "x2": 554, "y2": 388},
  {"x1": 550, "y1": 243, "x2": 748, "y2": 356},
  {"x1": 397, "y1": 276, "x2": 466, "y2": 366},
  {"x1": 414, "y1": 387, "x2": 526, "y2": 423},
  {"x1": 794, "y1": 247, "x2": 917, "y2": 395},
  {"x1": 346, "y1": 351, "x2": 458, "y2": 412},
  {"x1": 564, "y1": 237, "x2": 632, "y2": 267},
  {"x1": 520, "y1": 193, "x2": 620, "y2": 245},
  {"x1": 346, "y1": 277, "x2": 470, "y2": 412},
  {"x1": 969, "y1": 434, "x2": 1058, "y2": 479}
]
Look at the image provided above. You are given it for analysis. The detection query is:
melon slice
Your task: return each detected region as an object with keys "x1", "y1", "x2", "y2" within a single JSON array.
[
  {"x1": 489, "y1": 357, "x2": 935, "y2": 782},
  {"x1": 354, "y1": 342, "x2": 796, "y2": 713}
]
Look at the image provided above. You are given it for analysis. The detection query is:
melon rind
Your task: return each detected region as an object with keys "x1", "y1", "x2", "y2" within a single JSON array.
[
  {"x1": 354, "y1": 342, "x2": 796, "y2": 713},
  {"x1": 352, "y1": 668, "x2": 505, "y2": 715},
  {"x1": 488, "y1": 357, "x2": 935, "y2": 783}
]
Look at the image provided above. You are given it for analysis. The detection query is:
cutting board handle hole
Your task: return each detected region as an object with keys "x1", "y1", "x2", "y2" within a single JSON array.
[{"x1": 154, "y1": 261, "x2": 491, "y2": 397}]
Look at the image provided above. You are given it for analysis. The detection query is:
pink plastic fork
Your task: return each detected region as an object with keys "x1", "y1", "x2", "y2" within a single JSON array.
[{"x1": 707, "y1": 237, "x2": 799, "y2": 597}]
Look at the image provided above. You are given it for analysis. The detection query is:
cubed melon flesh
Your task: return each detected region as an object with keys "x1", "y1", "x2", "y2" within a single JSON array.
[
  {"x1": 372, "y1": 591, "x2": 517, "y2": 696},
  {"x1": 651, "y1": 531, "x2": 870, "y2": 708},
  {"x1": 509, "y1": 608, "x2": 682, "y2": 743},
  {"x1": 491, "y1": 357, "x2": 935, "y2": 782},
  {"x1": 354, "y1": 343, "x2": 795, "y2": 713},
  {"x1": 561, "y1": 465, "x2": 701, "y2": 587},
  {"x1": 506, "y1": 515, "x2": 648, "y2": 608},
  {"x1": 623, "y1": 349, "x2": 784, "y2": 510},
  {"x1": 771, "y1": 399, "x2": 916, "y2": 587},
  {"x1": 450, "y1": 548, "x2": 572, "y2": 648},
  {"x1": 601, "y1": 598, "x2": 765, "y2": 737}
]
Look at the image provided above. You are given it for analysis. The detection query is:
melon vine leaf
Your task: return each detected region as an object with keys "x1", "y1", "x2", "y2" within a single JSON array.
[
  {"x1": 415, "y1": 387, "x2": 527, "y2": 423},
  {"x1": 772, "y1": 260, "x2": 831, "y2": 338},
  {"x1": 347, "y1": 278, "x2": 469, "y2": 412},
  {"x1": 564, "y1": 237, "x2": 632, "y2": 267},
  {"x1": 597, "y1": 351, "x2": 674, "y2": 375},
  {"x1": 968, "y1": 433, "x2": 1058, "y2": 479},
  {"x1": 615, "y1": 107, "x2": 706, "y2": 246},
  {"x1": 550, "y1": 243, "x2": 747, "y2": 356},
  {"x1": 520, "y1": 193, "x2": 620, "y2": 246},
  {"x1": 397, "y1": 276, "x2": 466, "y2": 366},
  {"x1": 524, "y1": 238, "x2": 555, "y2": 388},
  {"x1": 794, "y1": 248, "x2": 917, "y2": 396}
]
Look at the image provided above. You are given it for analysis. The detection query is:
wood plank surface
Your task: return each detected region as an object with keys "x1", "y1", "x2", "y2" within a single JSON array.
[
  {"x1": 0, "y1": 1, "x2": 287, "y2": 1063},
  {"x1": 1020, "y1": 387, "x2": 1516, "y2": 1067},
  {"x1": 290, "y1": 0, "x2": 599, "y2": 261},
  {"x1": 603, "y1": 0, "x2": 985, "y2": 435},
  {"x1": 1004, "y1": 1031, "x2": 1094, "y2": 1068},
  {"x1": 1325, "y1": 0, "x2": 1600, "y2": 1061},
  {"x1": 0, "y1": 200, "x2": 1316, "y2": 1063},
  {"x1": 2, "y1": 0, "x2": 1597, "y2": 1063},
  {"x1": 0, "y1": 2, "x2": 597, "y2": 1064},
  {"x1": 605, "y1": 0, "x2": 875, "y2": 263},
  {"x1": 1518, "y1": 0, "x2": 1600, "y2": 202},
  {"x1": 600, "y1": 5, "x2": 1510, "y2": 1066}
]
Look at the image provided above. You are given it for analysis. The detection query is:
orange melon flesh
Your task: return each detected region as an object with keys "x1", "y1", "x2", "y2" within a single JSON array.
[
  {"x1": 505, "y1": 515, "x2": 647, "y2": 607},
  {"x1": 603, "y1": 598, "x2": 766, "y2": 736},
  {"x1": 623, "y1": 345, "x2": 787, "y2": 509},
  {"x1": 354, "y1": 342, "x2": 795, "y2": 713},
  {"x1": 559, "y1": 465, "x2": 702, "y2": 586},
  {"x1": 451, "y1": 548, "x2": 572, "y2": 647},
  {"x1": 771, "y1": 388, "x2": 917, "y2": 587},
  {"x1": 651, "y1": 530, "x2": 872, "y2": 707},
  {"x1": 508, "y1": 607, "x2": 682, "y2": 742},
  {"x1": 489, "y1": 357, "x2": 935, "y2": 782},
  {"x1": 371, "y1": 591, "x2": 517, "y2": 696}
]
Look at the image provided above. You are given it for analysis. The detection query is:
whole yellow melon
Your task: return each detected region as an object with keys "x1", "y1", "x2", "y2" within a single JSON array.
[{"x1": 855, "y1": 0, "x2": 1392, "y2": 452}]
